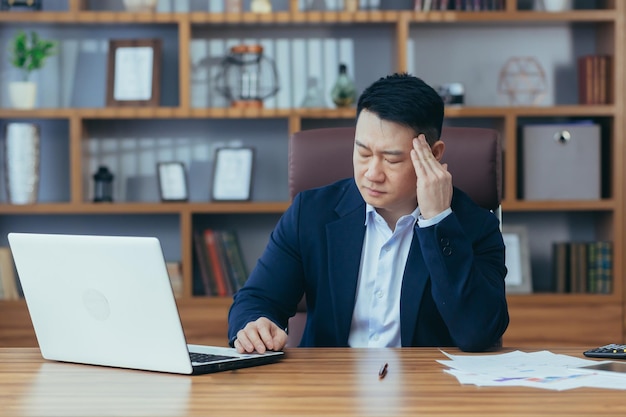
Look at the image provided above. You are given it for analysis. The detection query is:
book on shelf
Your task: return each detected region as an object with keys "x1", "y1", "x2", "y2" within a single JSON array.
[
  {"x1": 193, "y1": 230, "x2": 217, "y2": 296},
  {"x1": 577, "y1": 55, "x2": 611, "y2": 105},
  {"x1": 193, "y1": 229, "x2": 249, "y2": 297},
  {"x1": 204, "y1": 229, "x2": 231, "y2": 297},
  {"x1": 552, "y1": 242, "x2": 569, "y2": 293},
  {"x1": 166, "y1": 261, "x2": 183, "y2": 298},
  {"x1": 219, "y1": 229, "x2": 249, "y2": 293},
  {"x1": 551, "y1": 241, "x2": 612, "y2": 294},
  {"x1": 0, "y1": 247, "x2": 20, "y2": 300}
]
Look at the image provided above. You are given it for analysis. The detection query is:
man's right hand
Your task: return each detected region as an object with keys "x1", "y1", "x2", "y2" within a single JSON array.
[{"x1": 233, "y1": 317, "x2": 288, "y2": 354}]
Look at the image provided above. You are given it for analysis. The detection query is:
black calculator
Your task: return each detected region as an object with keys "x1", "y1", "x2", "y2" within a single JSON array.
[{"x1": 583, "y1": 344, "x2": 626, "y2": 359}]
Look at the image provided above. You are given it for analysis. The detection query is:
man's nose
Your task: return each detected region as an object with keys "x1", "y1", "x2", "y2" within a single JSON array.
[{"x1": 364, "y1": 158, "x2": 384, "y2": 181}]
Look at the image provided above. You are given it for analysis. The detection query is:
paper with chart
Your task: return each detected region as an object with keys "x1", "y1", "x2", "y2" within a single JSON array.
[{"x1": 438, "y1": 350, "x2": 626, "y2": 390}]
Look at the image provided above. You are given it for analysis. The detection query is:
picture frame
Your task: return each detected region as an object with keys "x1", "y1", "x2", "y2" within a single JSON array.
[
  {"x1": 106, "y1": 39, "x2": 162, "y2": 107},
  {"x1": 211, "y1": 147, "x2": 254, "y2": 201},
  {"x1": 157, "y1": 162, "x2": 188, "y2": 202},
  {"x1": 502, "y1": 225, "x2": 533, "y2": 294}
]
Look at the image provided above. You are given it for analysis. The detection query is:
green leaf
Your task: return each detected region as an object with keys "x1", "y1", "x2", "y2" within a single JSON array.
[{"x1": 8, "y1": 30, "x2": 57, "y2": 81}]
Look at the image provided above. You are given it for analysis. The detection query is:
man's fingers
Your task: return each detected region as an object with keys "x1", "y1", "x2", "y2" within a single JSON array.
[
  {"x1": 235, "y1": 330, "x2": 257, "y2": 353},
  {"x1": 235, "y1": 317, "x2": 289, "y2": 354},
  {"x1": 257, "y1": 324, "x2": 275, "y2": 351}
]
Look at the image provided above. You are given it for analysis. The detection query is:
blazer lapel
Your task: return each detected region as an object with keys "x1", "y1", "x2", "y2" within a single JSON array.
[
  {"x1": 326, "y1": 183, "x2": 365, "y2": 345},
  {"x1": 400, "y1": 228, "x2": 429, "y2": 346}
]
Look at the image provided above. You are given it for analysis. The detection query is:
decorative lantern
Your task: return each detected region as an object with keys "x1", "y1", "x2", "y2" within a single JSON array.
[
  {"x1": 214, "y1": 44, "x2": 279, "y2": 108},
  {"x1": 93, "y1": 166, "x2": 114, "y2": 202}
]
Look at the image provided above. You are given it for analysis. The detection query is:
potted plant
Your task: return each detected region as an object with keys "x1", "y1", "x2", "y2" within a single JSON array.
[{"x1": 9, "y1": 30, "x2": 56, "y2": 109}]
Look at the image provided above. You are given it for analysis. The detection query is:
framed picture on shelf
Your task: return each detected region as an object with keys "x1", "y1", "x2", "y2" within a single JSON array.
[
  {"x1": 106, "y1": 38, "x2": 162, "y2": 107},
  {"x1": 157, "y1": 162, "x2": 188, "y2": 202},
  {"x1": 211, "y1": 147, "x2": 254, "y2": 201},
  {"x1": 502, "y1": 225, "x2": 533, "y2": 294}
]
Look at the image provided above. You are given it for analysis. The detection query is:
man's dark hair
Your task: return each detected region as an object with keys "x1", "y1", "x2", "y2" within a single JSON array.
[{"x1": 356, "y1": 73, "x2": 444, "y2": 146}]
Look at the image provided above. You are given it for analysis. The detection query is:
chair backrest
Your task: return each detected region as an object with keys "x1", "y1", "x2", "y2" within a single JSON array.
[
  {"x1": 285, "y1": 126, "x2": 503, "y2": 347},
  {"x1": 288, "y1": 126, "x2": 502, "y2": 211}
]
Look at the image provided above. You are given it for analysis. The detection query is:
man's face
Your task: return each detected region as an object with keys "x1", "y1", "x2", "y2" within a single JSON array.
[{"x1": 353, "y1": 110, "x2": 419, "y2": 222}]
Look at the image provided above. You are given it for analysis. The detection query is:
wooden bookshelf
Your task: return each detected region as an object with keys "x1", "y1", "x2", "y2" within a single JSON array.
[{"x1": 0, "y1": 0, "x2": 623, "y2": 348}]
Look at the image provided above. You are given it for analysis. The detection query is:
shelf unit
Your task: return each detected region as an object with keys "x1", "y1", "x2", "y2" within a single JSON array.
[{"x1": 0, "y1": 0, "x2": 623, "y2": 348}]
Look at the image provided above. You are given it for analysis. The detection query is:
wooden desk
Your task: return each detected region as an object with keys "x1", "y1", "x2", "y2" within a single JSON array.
[{"x1": 1, "y1": 347, "x2": 624, "y2": 416}]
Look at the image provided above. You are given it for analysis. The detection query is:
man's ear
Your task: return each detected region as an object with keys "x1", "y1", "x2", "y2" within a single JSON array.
[{"x1": 431, "y1": 140, "x2": 445, "y2": 161}]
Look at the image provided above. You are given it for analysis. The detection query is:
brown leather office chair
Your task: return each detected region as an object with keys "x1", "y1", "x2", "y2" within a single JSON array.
[{"x1": 286, "y1": 126, "x2": 503, "y2": 347}]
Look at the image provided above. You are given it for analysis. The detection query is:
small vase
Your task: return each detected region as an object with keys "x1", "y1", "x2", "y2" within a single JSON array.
[
  {"x1": 300, "y1": 76, "x2": 327, "y2": 108},
  {"x1": 8, "y1": 81, "x2": 37, "y2": 109},
  {"x1": 330, "y1": 63, "x2": 357, "y2": 108},
  {"x1": 4, "y1": 123, "x2": 40, "y2": 205}
]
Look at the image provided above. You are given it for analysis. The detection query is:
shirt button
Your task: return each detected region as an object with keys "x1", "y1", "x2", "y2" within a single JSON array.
[
  {"x1": 372, "y1": 334, "x2": 380, "y2": 341},
  {"x1": 440, "y1": 237, "x2": 450, "y2": 246},
  {"x1": 443, "y1": 246, "x2": 452, "y2": 256},
  {"x1": 376, "y1": 290, "x2": 383, "y2": 299}
]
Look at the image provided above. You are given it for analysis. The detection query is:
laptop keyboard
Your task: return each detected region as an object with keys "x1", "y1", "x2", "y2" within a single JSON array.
[{"x1": 189, "y1": 352, "x2": 236, "y2": 364}]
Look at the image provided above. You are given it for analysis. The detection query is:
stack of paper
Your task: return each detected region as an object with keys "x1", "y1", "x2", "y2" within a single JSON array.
[{"x1": 438, "y1": 350, "x2": 626, "y2": 390}]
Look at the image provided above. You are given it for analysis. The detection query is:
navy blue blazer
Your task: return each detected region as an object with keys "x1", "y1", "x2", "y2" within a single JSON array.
[{"x1": 228, "y1": 178, "x2": 509, "y2": 351}]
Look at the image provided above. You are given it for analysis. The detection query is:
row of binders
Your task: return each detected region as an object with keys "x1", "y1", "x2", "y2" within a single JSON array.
[
  {"x1": 413, "y1": 0, "x2": 504, "y2": 11},
  {"x1": 193, "y1": 229, "x2": 248, "y2": 296},
  {"x1": 552, "y1": 241, "x2": 612, "y2": 294}
]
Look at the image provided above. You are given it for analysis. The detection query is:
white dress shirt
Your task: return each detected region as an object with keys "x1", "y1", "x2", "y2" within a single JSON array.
[{"x1": 348, "y1": 205, "x2": 451, "y2": 347}]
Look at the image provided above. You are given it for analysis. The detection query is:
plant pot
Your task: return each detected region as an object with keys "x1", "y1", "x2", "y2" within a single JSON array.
[
  {"x1": 3, "y1": 123, "x2": 40, "y2": 205},
  {"x1": 123, "y1": 0, "x2": 157, "y2": 12},
  {"x1": 8, "y1": 81, "x2": 37, "y2": 109}
]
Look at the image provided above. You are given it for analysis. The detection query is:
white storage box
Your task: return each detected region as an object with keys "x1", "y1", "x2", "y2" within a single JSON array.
[{"x1": 522, "y1": 123, "x2": 601, "y2": 200}]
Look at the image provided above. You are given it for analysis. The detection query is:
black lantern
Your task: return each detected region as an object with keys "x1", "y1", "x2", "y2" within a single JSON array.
[
  {"x1": 93, "y1": 166, "x2": 114, "y2": 203},
  {"x1": 214, "y1": 44, "x2": 279, "y2": 108}
]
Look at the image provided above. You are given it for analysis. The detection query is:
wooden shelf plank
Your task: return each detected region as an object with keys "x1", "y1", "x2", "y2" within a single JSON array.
[
  {"x1": 0, "y1": 9, "x2": 615, "y2": 24},
  {"x1": 0, "y1": 105, "x2": 615, "y2": 120},
  {"x1": 502, "y1": 199, "x2": 617, "y2": 211},
  {"x1": 0, "y1": 202, "x2": 290, "y2": 215}
]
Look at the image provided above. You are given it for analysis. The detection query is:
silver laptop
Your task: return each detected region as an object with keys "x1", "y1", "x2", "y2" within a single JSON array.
[{"x1": 7, "y1": 232, "x2": 283, "y2": 375}]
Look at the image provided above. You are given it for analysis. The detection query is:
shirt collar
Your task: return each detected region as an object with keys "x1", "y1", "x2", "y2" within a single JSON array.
[{"x1": 364, "y1": 204, "x2": 420, "y2": 227}]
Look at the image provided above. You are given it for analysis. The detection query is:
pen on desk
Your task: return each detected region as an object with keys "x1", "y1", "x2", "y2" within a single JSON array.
[{"x1": 378, "y1": 362, "x2": 388, "y2": 379}]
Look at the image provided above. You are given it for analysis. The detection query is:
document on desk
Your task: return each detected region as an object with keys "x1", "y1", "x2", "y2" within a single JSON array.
[{"x1": 438, "y1": 350, "x2": 626, "y2": 391}]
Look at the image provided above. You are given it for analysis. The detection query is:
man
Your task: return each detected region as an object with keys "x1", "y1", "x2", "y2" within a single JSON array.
[{"x1": 228, "y1": 73, "x2": 509, "y2": 353}]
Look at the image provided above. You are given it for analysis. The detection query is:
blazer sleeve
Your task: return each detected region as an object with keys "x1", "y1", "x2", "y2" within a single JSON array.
[
  {"x1": 227, "y1": 193, "x2": 307, "y2": 344},
  {"x1": 416, "y1": 192, "x2": 509, "y2": 352}
]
